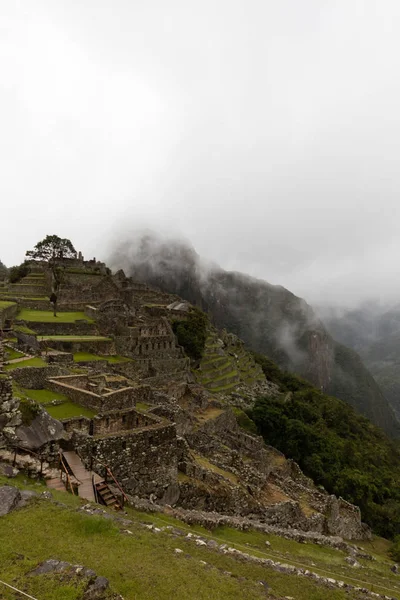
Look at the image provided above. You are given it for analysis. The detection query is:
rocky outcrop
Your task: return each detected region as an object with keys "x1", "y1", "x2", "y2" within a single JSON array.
[
  {"x1": 29, "y1": 559, "x2": 123, "y2": 599},
  {"x1": 0, "y1": 485, "x2": 21, "y2": 516}
]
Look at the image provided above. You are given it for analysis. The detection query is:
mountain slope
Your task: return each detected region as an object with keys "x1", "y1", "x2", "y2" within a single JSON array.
[
  {"x1": 321, "y1": 303, "x2": 400, "y2": 419},
  {"x1": 109, "y1": 235, "x2": 400, "y2": 437}
]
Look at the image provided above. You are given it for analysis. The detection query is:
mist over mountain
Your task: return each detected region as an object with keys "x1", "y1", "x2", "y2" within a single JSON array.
[
  {"x1": 109, "y1": 233, "x2": 400, "y2": 437},
  {"x1": 320, "y1": 302, "x2": 400, "y2": 420}
]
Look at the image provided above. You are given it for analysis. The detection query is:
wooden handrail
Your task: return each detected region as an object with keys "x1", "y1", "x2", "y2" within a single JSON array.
[
  {"x1": 59, "y1": 452, "x2": 76, "y2": 495},
  {"x1": 11, "y1": 444, "x2": 41, "y2": 459},
  {"x1": 95, "y1": 459, "x2": 129, "y2": 503}
]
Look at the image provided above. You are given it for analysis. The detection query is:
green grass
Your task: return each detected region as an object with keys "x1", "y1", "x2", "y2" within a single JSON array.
[
  {"x1": 73, "y1": 352, "x2": 106, "y2": 362},
  {"x1": 4, "y1": 347, "x2": 25, "y2": 361},
  {"x1": 19, "y1": 388, "x2": 70, "y2": 404},
  {"x1": 44, "y1": 402, "x2": 95, "y2": 419},
  {"x1": 13, "y1": 387, "x2": 96, "y2": 419},
  {"x1": 106, "y1": 355, "x2": 132, "y2": 364},
  {"x1": 5, "y1": 357, "x2": 47, "y2": 370},
  {"x1": 0, "y1": 493, "x2": 358, "y2": 600},
  {"x1": 0, "y1": 300, "x2": 17, "y2": 310},
  {"x1": 38, "y1": 335, "x2": 111, "y2": 342},
  {"x1": 17, "y1": 310, "x2": 94, "y2": 323},
  {"x1": 73, "y1": 353, "x2": 131, "y2": 364},
  {"x1": 0, "y1": 295, "x2": 48, "y2": 300},
  {"x1": 14, "y1": 324, "x2": 37, "y2": 334}
]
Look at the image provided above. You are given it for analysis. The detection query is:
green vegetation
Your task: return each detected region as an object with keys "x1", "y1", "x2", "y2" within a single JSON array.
[
  {"x1": 13, "y1": 324, "x2": 37, "y2": 335},
  {"x1": 73, "y1": 353, "x2": 132, "y2": 364},
  {"x1": 8, "y1": 262, "x2": 31, "y2": 283},
  {"x1": 0, "y1": 478, "x2": 399, "y2": 599},
  {"x1": 14, "y1": 387, "x2": 95, "y2": 419},
  {"x1": 44, "y1": 402, "x2": 95, "y2": 419},
  {"x1": 18, "y1": 398, "x2": 41, "y2": 425},
  {"x1": 37, "y1": 335, "x2": 111, "y2": 342},
  {"x1": 232, "y1": 407, "x2": 258, "y2": 434},
  {"x1": 251, "y1": 353, "x2": 400, "y2": 538},
  {"x1": 26, "y1": 234, "x2": 76, "y2": 263},
  {"x1": 0, "y1": 300, "x2": 16, "y2": 311},
  {"x1": 0, "y1": 258, "x2": 7, "y2": 278},
  {"x1": 4, "y1": 347, "x2": 25, "y2": 361},
  {"x1": 106, "y1": 355, "x2": 132, "y2": 363},
  {"x1": 19, "y1": 388, "x2": 69, "y2": 404},
  {"x1": 5, "y1": 357, "x2": 47, "y2": 370},
  {"x1": 172, "y1": 307, "x2": 208, "y2": 361},
  {"x1": 17, "y1": 310, "x2": 94, "y2": 323},
  {"x1": 73, "y1": 352, "x2": 105, "y2": 362}
]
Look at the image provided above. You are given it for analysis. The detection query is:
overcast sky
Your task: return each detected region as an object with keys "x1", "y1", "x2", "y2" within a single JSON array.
[{"x1": 2, "y1": 0, "x2": 400, "y2": 306}]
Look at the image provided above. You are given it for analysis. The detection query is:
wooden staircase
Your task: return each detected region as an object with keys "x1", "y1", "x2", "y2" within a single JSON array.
[
  {"x1": 46, "y1": 450, "x2": 123, "y2": 510},
  {"x1": 95, "y1": 481, "x2": 121, "y2": 510}
]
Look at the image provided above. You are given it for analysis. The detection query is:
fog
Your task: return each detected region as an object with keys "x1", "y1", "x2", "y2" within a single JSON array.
[{"x1": 2, "y1": 1, "x2": 400, "y2": 307}]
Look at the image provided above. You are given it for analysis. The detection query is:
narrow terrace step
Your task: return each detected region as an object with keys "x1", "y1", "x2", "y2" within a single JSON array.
[{"x1": 201, "y1": 368, "x2": 239, "y2": 386}]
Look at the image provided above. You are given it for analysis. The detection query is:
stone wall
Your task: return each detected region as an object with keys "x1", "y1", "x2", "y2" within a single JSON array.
[
  {"x1": 11, "y1": 366, "x2": 70, "y2": 389},
  {"x1": 48, "y1": 375, "x2": 151, "y2": 412},
  {"x1": 15, "y1": 330, "x2": 40, "y2": 352},
  {"x1": 62, "y1": 407, "x2": 160, "y2": 436},
  {"x1": 0, "y1": 302, "x2": 18, "y2": 327},
  {"x1": 0, "y1": 374, "x2": 19, "y2": 448},
  {"x1": 73, "y1": 421, "x2": 178, "y2": 497},
  {"x1": 58, "y1": 275, "x2": 119, "y2": 303},
  {"x1": 21, "y1": 321, "x2": 97, "y2": 336},
  {"x1": 40, "y1": 338, "x2": 115, "y2": 354},
  {"x1": 8, "y1": 283, "x2": 47, "y2": 295}
]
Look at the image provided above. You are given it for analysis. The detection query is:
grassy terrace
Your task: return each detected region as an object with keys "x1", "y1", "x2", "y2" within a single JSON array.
[
  {"x1": 0, "y1": 300, "x2": 16, "y2": 312},
  {"x1": 5, "y1": 357, "x2": 47, "y2": 370},
  {"x1": 37, "y1": 335, "x2": 111, "y2": 342},
  {"x1": 0, "y1": 476, "x2": 399, "y2": 600},
  {"x1": 17, "y1": 310, "x2": 94, "y2": 323},
  {"x1": 14, "y1": 387, "x2": 95, "y2": 419},
  {"x1": 0, "y1": 295, "x2": 48, "y2": 301},
  {"x1": 73, "y1": 352, "x2": 132, "y2": 364},
  {"x1": 4, "y1": 347, "x2": 25, "y2": 361}
]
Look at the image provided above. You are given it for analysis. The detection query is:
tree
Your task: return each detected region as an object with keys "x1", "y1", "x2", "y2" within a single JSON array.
[
  {"x1": 0, "y1": 259, "x2": 7, "y2": 279},
  {"x1": 172, "y1": 307, "x2": 208, "y2": 361},
  {"x1": 26, "y1": 235, "x2": 77, "y2": 315},
  {"x1": 26, "y1": 235, "x2": 76, "y2": 263}
]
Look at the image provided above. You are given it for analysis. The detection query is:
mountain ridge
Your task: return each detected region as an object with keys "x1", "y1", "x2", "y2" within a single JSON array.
[{"x1": 109, "y1": 234, "x2": 400, "y2": 437}]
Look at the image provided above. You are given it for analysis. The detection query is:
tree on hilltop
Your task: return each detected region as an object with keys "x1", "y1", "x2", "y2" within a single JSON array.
[
  {"x1": 26, "y1": 235, "x2": 76, "y2": 263},
  {"x1": 26, "y1": 235, "x2": 77, "y2": 315}
]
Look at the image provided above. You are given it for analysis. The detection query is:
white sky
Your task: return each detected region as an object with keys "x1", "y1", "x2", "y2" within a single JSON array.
[{"x1": 2, "y1": 0, "x2": 400, "y2": 306}]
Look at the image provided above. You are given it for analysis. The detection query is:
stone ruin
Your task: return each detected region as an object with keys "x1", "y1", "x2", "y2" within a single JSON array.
[{"x1": 0, "y1": 265, "x2": 372, "y2": 541}]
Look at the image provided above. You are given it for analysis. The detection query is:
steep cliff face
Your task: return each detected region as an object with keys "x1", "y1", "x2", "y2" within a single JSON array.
[{"x1": 110, "y1": 236, "x2": 400, "y2": 437}]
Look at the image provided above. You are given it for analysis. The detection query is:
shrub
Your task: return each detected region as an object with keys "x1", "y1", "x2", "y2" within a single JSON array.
[
  {"x1": 172, "y1": 307, "x2": 208, "y2": 361},
  {"x1": 9, "y1": 262, "x2": 31, "y2": 283},
  {"x1": 232, "y1": 407, "x2": 258, "y2": 434},
  {"x1": 19, "y1": 398, "x2": 41, "y2": 426}
]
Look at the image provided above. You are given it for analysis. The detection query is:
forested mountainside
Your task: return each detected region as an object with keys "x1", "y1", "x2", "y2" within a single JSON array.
[
  {"x1": 110, "y1": 235, "x2": 400, "y2": 437},
  {"x1": 320, "y1": 302, "x2": 400, "y2": 420}
]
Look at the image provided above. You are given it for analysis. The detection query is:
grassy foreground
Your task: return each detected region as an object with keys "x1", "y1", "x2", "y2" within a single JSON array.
[{"x1": 0, "y1": 477, "x2": 399, "y2": 600}]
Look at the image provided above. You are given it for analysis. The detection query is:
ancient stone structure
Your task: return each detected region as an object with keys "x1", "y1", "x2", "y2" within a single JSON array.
[
  {"x1": 47, "y1": 373, "x2": 150, "y2": 412},
  {"x1": 0, "y1": 264, "x2": 372, "y2": 542},
  {"x1": 63, "y1": 408, "x2": 178, "y2": 497}
]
